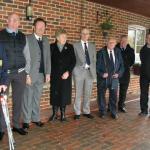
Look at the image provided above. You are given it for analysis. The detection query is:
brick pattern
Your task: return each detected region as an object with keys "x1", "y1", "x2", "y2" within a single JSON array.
[{"x1": 0, "y1": 0, "x2": 149, "y2": 111}]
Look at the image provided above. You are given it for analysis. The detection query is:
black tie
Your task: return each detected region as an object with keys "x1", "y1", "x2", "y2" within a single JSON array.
[
  {"x1": 109, "y1": 50, "x2": 114, "y2": 72},
  {"x1": 84, "y1": 43, "x2": 90, "y2": 65}
]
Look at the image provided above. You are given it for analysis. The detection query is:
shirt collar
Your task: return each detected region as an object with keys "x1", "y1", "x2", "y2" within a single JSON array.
[
  {"x1": 81, "y1": 40, "x2": 88, "y2": 44},
  {"x1": 6, "y1": 28, "x2": 18, "y2": 34},
  {"x1": 34, "y1": 33, "x2": 42, "y2": 40}
]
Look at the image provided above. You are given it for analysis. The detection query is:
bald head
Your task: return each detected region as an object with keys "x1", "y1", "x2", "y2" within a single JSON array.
[
  {"x1": 81, "y1": 28, "x2": 90, "y2": 42},
  {"x1": 7, "y1": 13, "x2": 20, "y2": 32},
  {"x1": 107, "y1": 38, "x2": 117, "y2": 50}
]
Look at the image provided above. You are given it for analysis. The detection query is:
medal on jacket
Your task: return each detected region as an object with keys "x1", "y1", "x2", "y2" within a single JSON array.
[{"x1": 0, "y1": 60, "x2": 3, "y2": 67}]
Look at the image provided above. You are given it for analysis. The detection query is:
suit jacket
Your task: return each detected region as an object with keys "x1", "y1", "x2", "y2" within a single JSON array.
[
  {"x1": 0, "y1": 42, "x2": 8, "y2": 85},
  {"x1": 96, "y1": 46, "x2": 124, "y2": 89},
  {"x1": 116, "y1": 43, "x2": 135, "y2": 83},
  {"x1": 26, "y1": 34, "x2": 51, "y2": 83},
  {"x1": 73, "y1": 41, "x2": 96, "y2": 79}
]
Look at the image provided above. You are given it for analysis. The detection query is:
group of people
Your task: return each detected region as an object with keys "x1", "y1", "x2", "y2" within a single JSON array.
[{"x1": 0, "y1": 12, "x2": 149, "y2": 142}]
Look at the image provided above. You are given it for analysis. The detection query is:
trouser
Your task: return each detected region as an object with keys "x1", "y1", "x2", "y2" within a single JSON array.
[
  {"x1": 0, "y1": 71, "x2": 26, "y2": 132},
  {"x1": 118, "y1": 82, "x2": 129, "y2": 108},
  {"x1": 140, "y1": 75, "x2": 150, "y2": 113},
  {"x1": 73, "y1": 70, "x2": 93, "y2": 115},
  {"x1": 22, "y1": 73, "x2": 44, "y2": 123},
  {"x1": 97, "y1": 84, "x2": 118, "y2": 116}
]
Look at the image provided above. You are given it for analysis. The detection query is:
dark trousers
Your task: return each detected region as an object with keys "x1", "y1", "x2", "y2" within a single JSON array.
[
  {"x1": 0, "y1": 71, "x2": 26, "y2": 131},
  {"x1": 118, "y1": 82, "x2": 129, "y2": 108},
  {"x1": 118, "y1": 71, "x2": 130, "y2": 108},
  {"x1": 140, "y1": 75, "x2": 150, "y2": 113},
  {"x1": 97, "y1": 82, "x2": 118, "y2": 115}
]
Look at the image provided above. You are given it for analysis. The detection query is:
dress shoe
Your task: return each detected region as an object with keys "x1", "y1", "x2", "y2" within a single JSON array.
[
  {"x1": 49, "y1": 106, "x2": 58, "y2": 121},
  {"x1": 138, "y1": 112, "x2": 148, "y2": 116},
  {"x1": 60, "y1": 106, "x2": 67, "y2": 122},
  {"x1": 0, "y1": 132, "x2": 5, "y2": 141},
  {"x1": 83, "y1": 114, "x2": 94, "y2": 119},
  {"x1": 74, "y1": 115, "x2": 80, "y2": 120},
  {"x1": 99, "y1": 113, "x2": 106, "y2": 119},
  {"x1": 23, "y1": 123, "x2": 29, "y2": 129},
  {"x1": 12, "y1": 127, "x2": 28, "y2": 135},
  {"x1": 118, "y1": 107, "x2": 127, "y2": 113},
  {"x1": 32, "y1": 121, "x2": 44, "y2": 127},
  {"x1": 111, "y1": 114, "x2": 118, "y2": 120}
]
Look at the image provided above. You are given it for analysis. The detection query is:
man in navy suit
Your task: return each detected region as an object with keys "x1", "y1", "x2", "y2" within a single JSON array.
[
  {"x1": 0, "y1": 43, "x2": 8, "y2": 141},
  {"x1": 96, "y1": 38, "x2": 124, "y2": 119}
]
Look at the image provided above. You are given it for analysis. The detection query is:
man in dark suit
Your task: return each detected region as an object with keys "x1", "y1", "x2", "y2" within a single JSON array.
[
  {"x1": 139, "y1": 33, "x2": 150, "y2": 116},
  {"x1": 97, "y1": 38, "x2": 124, "y2": 119},
  {"x1": 117, "y1": 35, "x2": 135, "y2": 113},
  {"x1": 0, "y1": 43, "x2": 8, "y2": 141}
]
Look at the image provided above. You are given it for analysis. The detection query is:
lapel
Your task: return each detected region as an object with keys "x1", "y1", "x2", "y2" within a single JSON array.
[
  {"x1": 114, "y1": 48, "x2": 118, "y2": 72},
  {"x1": 78, "y1": 41, "x2": 85, "y2": 60},
  {"x1": 31, "y1": 34, "x2": 41, "y2": 53}
]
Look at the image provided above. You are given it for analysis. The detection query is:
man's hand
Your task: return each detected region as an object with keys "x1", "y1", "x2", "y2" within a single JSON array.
[
  {"x1": 112, "y1": 73, "x2": 119, "y2": 79},
  {"x1": 45, "y1": 74, "x2": 50, "y2": 83},
  {"x1": 0, "y1": 85, "x2": 7, "y2": 92},
  {"x1": 103, "y1": 73, "x2": 108, "y2": 78},
  {"x1": 62, "y1": 71, "x2": 69, "y2": 80},
  {"x1": 26, "y1": 75, "x2": 32, "y2": 85}
]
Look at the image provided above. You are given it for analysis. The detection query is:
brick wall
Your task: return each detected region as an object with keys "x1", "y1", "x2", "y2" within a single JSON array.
[{"x1": 0, "y1": 0, "x2": 149, "y2": 111}]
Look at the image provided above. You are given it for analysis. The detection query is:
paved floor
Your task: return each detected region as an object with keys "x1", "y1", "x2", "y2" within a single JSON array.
[{"x1": 1, "y1": 94, "x2": 150, "y2": 150}]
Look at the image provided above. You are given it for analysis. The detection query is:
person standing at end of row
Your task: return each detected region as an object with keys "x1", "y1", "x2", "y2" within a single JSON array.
[
  {"x1": 0, "y1": 42, "x2": 8, "y2": 141},
  {"x1": 22, "y1": 18, "x2": 51, "y2": 130},
  {"x1": 0, "y1": 13, "x2": 30, "y2": 136},
  {"x1": 73, "y1": 28, "x2": 96, "y2": 120},
  {"x1": 139, "y1": 33, "x2": 150, "y2": 116}
]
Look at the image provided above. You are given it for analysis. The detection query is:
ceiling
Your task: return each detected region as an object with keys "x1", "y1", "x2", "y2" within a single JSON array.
[{"x1": 87, "y1": 0, "x2": 150, "y2": 18}]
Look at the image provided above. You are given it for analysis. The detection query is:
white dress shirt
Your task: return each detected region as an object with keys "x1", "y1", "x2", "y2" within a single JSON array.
[
  {"x1": 107, "y1": 49, "x2": 115, "y2": 64},
  {"x1": 34, "y1": 33, "x2": 42, "y2": 41},
  {"x1": 81, "y1": 40, "x2": 90, "y2": 69}
]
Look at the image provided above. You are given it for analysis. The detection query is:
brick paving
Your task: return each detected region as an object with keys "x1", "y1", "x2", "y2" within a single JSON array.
[{"x1": 1, "y1": 94, "x2": 150, "y2": 150}]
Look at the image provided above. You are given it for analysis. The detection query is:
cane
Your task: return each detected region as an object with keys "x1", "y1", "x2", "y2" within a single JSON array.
[{"x1": 0, "y1": 89, "x2": 15, "y2": 150}]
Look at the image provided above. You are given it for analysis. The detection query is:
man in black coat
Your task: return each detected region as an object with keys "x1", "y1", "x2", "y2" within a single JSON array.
[
  {"x1": 117, "y1": 35, "x2": 135, "y2": 113},
  {"x1": 97, "y1": 38, "x2": 124, "y2": 119},
  {"x1": 139, "y1": 33, "x2": 150, "y2": 116}
]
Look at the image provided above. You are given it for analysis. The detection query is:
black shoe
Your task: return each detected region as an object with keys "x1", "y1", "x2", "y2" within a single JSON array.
[
  {"x1": 83, "y1": 114, "x2": 94, "y2": 119},
  {"x1": 138, "y1": 112, "x2": 148, "y2": 116},
  {"x1": 111, "y1": 114, "x2": 118, "y2": 120},
  {"x1": 118, "y1": 107, "x2": 127, "y2": 113},
  {"x1": 23, "y1": 123, "x2": 29, "y2": 129},
  {"x1": 12, "y1": 127, "x2": 28, "y2": 135},
  {"x1": 99, "y1": 113, "x2": 106, "y2": 119},
  {"x1": 60, "y1": 106, "x2": 67, "y2": 122},
  {"x1": 0, "y1": 132, "x2": 5, "y2": 141},
  {"x1": 74, "y1": 115, "x2": 80, "y2": 120},
  {"x1": 49, "y1": 106, "x2": 58, "y2": 121},
  {"x1": 32, "y1": 121, "x2": 44, "y2": 127}
]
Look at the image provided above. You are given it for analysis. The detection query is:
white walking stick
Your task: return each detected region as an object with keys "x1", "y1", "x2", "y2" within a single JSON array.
[{"x1": 0, "y1": 91, "x2": 15, "y2": 150}]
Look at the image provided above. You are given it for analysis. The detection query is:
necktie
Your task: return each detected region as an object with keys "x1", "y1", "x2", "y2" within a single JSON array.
[
  {"x1": 84, "y1": 43, "x2": 90, "y2": 65},
  {"x1": 109, "y1": 50, "x2": 114, "y2": 72},
  {"x1": 12, "y1": 32, "x2": 16, "y2": 37}
]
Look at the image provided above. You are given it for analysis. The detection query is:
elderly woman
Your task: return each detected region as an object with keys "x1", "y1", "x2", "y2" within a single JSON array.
[{"x1": 49, "y1": 29, "x2": 76, "y2": 122}]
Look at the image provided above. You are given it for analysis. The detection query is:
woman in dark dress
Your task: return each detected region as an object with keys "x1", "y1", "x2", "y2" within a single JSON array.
[{"x1": 49, "y1": 29, "x2": 76, "y2": 122}]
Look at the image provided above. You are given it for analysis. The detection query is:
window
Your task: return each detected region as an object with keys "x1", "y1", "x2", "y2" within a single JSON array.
[{"x1": 128, "y1": 25, "x2": 146, "y2": 63}]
